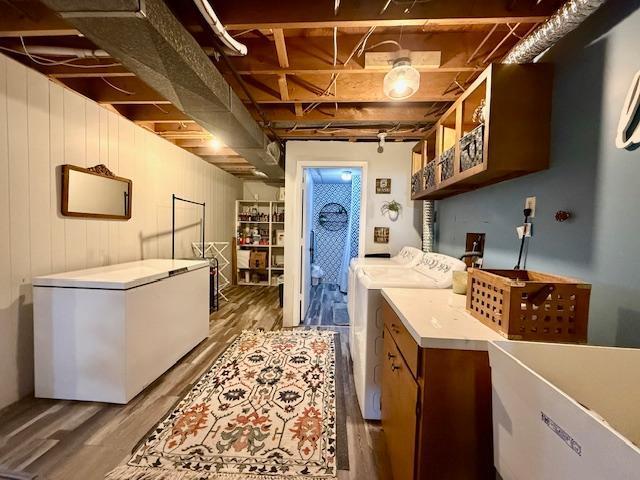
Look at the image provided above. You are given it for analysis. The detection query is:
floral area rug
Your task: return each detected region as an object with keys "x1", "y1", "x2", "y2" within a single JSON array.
[{"x1": 106, "y1": 330, "x2": 337, "y2": 480}]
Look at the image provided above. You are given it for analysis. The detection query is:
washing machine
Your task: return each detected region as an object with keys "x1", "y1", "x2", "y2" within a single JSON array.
[
  {"x1": 347, "y1": 246, "x2": 423, "y2": 324},
  {"x1": 351, "y1": 253, "x2": 466, "y2": 420}
]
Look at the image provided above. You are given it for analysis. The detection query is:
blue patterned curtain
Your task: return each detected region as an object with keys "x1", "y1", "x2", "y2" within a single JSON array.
[{"x1": 339, "y1": 172, "x2": 361, "y2": 292}]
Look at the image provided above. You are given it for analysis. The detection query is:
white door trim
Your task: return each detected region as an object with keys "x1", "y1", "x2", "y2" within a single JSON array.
[{"x1": 292, "y1": 161, "x2": 368, "y2": 327}]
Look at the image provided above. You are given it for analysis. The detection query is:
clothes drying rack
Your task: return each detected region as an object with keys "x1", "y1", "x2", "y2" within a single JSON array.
[
  {"x1": 171, "y1": 194, "x2": 219, "y2": 312},
  {"x1": 192, "y1": 241, "x2": 229, "y2": 303}
]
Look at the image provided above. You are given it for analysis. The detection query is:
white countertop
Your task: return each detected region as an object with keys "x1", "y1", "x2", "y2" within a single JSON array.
[
  {"x1": 381, "y1": 288, "x2": 503, "y2": 351},
  {"x1": 33, "y1": 259, "x2": 209, "y2": 290}
]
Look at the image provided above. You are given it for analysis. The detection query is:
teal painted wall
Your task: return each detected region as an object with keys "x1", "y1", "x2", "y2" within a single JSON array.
[{"x1": 436, "y1": 0, "x2": 640, "y2": 346}]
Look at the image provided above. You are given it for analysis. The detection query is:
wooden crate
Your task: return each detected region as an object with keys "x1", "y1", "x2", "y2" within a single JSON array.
[{"x1": 466, "y1": 269, "x2": 591, "y2": 343}]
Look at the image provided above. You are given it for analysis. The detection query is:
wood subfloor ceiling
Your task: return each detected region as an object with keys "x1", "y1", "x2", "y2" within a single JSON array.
[{"x1": 0, "y1": 286, "x2": 390, "y2": 480}]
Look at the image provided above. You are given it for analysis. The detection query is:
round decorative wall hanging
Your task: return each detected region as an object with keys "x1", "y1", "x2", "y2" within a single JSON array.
[{"x1": 318, "y1": 203, "x2": 348, "y2": 231}]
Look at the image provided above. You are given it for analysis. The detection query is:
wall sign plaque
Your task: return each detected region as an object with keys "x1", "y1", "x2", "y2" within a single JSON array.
[
  {"x1": 376, "y1": 178, "x2": 391, "y2": 194},
  {"x1": 373, "y1": 227, "x2": 389, "y2": 244}
]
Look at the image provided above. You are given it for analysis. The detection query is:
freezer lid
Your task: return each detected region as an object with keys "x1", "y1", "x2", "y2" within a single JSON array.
[{"x1": 32, "y1": 259, "x2": 209, "y2": 290}]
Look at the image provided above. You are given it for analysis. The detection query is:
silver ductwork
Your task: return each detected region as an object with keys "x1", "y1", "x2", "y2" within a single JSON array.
[
  {"x1": 503, "y1": 0, "x2": 606, "y2": 64},
  {"x1": 40, "y1": 0, "x2": 283, "y2": 178}
]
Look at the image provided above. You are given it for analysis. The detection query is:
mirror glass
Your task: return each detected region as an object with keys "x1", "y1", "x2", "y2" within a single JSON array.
[{"x1": 62, "y1": 165, "x2": 132, "y2": 219}]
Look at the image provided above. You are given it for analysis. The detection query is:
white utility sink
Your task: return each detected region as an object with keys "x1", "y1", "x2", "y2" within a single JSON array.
[{"x1": 489, "y1": 340, "x2": 640, "y2": 480}]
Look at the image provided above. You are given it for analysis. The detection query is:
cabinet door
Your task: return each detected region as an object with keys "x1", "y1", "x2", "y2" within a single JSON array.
[{"x1": 382, "y1": 328, "x2": 419, "y2": 480}]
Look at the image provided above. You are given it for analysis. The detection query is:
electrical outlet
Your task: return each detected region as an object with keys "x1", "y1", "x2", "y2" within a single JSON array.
[{"x1": 525, "y1": 197, "x2": 536, "y2": 218}]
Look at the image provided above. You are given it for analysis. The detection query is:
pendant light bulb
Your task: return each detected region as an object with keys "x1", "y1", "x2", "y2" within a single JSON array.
[
  {"x1": 384, "y1": 57, "x2": 420, "y2": 100},
  {"x1": 208, "y1": 136, "x2": 222, "y2": 150}
]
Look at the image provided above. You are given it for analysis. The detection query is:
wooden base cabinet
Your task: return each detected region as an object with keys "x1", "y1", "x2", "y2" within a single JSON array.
[{"x1": 381, "y1": 299, "x2": 494, "y2": 479}]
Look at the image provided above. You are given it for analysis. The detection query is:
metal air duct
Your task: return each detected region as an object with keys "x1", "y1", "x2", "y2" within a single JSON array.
[
  {"x1": 503, "y1": 0, "x2": 606, "y2": 64},
  {"x1": 40, "y1": 0, "x2": 283, "y2": 178}
]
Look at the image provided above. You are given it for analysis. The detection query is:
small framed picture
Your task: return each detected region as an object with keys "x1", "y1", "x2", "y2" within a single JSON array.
[
  {"x1": 373, "y1": 227, "x2": 389, "y2": 244},
  {"x1": 376, "y1": 178, "x2": 391, "y2": 194}
]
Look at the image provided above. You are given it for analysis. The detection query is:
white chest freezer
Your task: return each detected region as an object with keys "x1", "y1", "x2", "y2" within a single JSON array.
[{"x1": 33, "y1": 259, "x2": 210, "y2": 403}]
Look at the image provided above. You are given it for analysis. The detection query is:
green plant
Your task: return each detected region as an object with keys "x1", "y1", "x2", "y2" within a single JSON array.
[{"x1": 381, "y1": 200, "x2": 402, "y2": 215}]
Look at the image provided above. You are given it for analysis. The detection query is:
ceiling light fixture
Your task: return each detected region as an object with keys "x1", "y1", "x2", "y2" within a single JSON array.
[
  {"x1": 341, "y1": 171, "x2": 352, "y2": 182},
  {"x1": 383, "y1": 53, "x2": 420, "y2": 100},
  {"x1": 208, "y1": 137, "x2": 222, "y2": 150}
]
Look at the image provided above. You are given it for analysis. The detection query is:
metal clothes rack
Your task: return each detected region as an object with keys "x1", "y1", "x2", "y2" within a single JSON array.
[
  {"x1": 171, "y1": 194, "x2": 205, "y2": 260},
  {"x1": 171, "y1": 194, "x2": 219, "y2": 312}
]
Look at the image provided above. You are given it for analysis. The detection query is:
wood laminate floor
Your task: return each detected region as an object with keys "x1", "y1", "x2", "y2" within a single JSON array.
[
  {"x1": 304, "y1": 283, "x2": 350, "y2": 327},
  {"x1": 0, "y1": 286, "x2": 391, "y2": 480}
]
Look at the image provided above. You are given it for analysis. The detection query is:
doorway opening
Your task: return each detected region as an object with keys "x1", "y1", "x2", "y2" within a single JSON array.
[{"x1": 301, "y1": 167, "x2": 363, "y2": 326}]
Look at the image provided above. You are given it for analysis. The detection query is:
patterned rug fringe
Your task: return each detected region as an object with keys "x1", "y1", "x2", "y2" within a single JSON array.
[
  {"x1": 105, "y1": 465, "x2": 331, "y2": 480},
  {"x1": 240, "y1": 329, "x2": 336, "y2": 336}
]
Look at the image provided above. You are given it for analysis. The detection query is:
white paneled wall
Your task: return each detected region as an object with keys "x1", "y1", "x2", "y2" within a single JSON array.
[{"x1": 0, "y1": 53, "x2": 243, "y2": 410}]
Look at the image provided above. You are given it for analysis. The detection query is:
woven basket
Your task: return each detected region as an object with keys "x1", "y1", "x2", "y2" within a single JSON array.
[{"x1": 466, "y1": 269, "x2": 591, "y2": 343}]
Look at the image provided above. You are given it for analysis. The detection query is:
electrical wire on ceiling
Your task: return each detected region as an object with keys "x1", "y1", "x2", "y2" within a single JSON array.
[
  {"x1": 285, "y1": 122, "x2": 428, "y2": 136},
  {"x1": 101, "y1": 76, "x2": 135, "y2": 95},
  {"x1": 303, "y1": 25, "x2": 377, "y2": 114},
  {"x1": 0, "y1": 36, "x2": 122, "y2": 69},
  {"x1": 192, "y1": 0, "x2": 247, "y2": 55},
  {"x1": 152, "y1": 103, "x2": 170, "y2": 114}
]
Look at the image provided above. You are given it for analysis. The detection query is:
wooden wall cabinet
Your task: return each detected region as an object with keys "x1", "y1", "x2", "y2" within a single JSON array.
[
  {"x1": 411, "y1": 63, "x2": 553, "y2": 200},
  {"x1": 381, "y1": 299, "x2": 494, "y2": 479}
]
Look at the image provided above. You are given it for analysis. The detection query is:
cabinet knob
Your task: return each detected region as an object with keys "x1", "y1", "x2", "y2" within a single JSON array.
[
  {"x1": 387, "y1": 352, "x2": 396, "y2": 360},
  {"x1": 391, "y1": 364, "x2": 400, "y2": 372}
]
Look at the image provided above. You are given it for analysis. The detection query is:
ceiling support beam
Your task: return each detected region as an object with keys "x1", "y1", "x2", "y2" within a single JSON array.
[
  {"x1": 256, "y1": 103, "x2": 444, "y2": 123},
  {"x1": 218, "y1": 32, "x2": 498, "y2": 76},
  {"x1": 226, "y1": 70, "x2": 462, "y2": 104},
  {"x1": 57, "y1": 76, "x2": 169, "y2": 105},
  {"x1": 272, "y1": 29, "x2": 289, "y2": 68},
  {"x1": 277, "y1": 74, "x2": 289, "y2": 101},
  {"x1": 213, "y1": 0, "x2": 556, "y2": 30},
  {"x1": 115, "y1": 104, "x2": 195, "y2": 123},
  {"x1": 0, "y1": 2, "x2": 79, "y2": 37}
]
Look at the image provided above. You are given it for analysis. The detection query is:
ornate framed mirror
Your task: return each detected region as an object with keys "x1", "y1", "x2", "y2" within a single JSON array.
[{"x1": 61, "y1": 164, "x2": 132, "y2": 220}]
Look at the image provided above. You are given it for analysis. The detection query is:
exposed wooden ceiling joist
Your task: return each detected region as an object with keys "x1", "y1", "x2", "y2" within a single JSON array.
[
  {"x1": 113, "y1": 104, "x2": 194, "y2": 124},
  {"x1": 207, "y1": 0, "x2": 558, "y2": 29},
  {"x1": 257, "y1": 103, "x2": 447, "y2": 123},
  {"x1": 220, "y1": 32, "x2": 496, "y2": 76},
  {"x1": 274, "y1": 129, "x2": 425, "y2": 140},
  {"x1": 272, "y1": 28, "x2": 289, "y2": 68},
  {"x1": 0, "y1": 1, "x2": 78, "y2": 37},
  {"x1": 57, "y1": 76, "x2": 169, "y2": 105},
  {"x1": 228, "y1": 71, "x2": 464, "y2": 104}
]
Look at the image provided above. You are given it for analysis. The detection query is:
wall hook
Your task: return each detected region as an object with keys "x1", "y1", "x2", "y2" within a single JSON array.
[{"x1": 555, "y1": 210, "x2": 572, "y2": 222}]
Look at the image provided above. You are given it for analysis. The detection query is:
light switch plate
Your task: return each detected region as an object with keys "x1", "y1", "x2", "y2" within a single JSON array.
[{"x1": 525, "y1": 196, "x2": 536, "y2": 218}]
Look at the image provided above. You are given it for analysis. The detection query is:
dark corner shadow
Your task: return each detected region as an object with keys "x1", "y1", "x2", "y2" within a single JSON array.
[
  {"x1": 412, "y1": 199, "x2": 423, "y2": 237},
  {"x1": 16, "y1": 284, "x2": 35, "y2": 399},
  {"x1": 615, "y1": 307, "x2": 640, "y2": 348}
]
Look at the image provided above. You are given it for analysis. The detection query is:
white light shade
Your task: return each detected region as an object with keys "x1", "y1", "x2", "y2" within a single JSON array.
[
  {"x1": 341, "y1": 171, "x2": 352, "y2": 181},
  {"x1": 383, "y1": 59, "x2": 420, "y2": 100}
]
